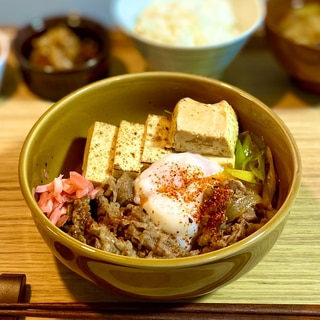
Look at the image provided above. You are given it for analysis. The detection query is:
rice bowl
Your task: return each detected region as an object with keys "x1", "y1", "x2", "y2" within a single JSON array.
[{"x1": 19, "y1": 72, "x2": 301, "y2": 300}]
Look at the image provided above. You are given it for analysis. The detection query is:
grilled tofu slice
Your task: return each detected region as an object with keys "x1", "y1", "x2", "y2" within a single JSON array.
[
  {"x1": 169, "y1": 97, "x2": 239, "y2": 158},
  {"x1": 113, "y1": 120, "x2": 145, "y2": 178},
  {"x1": 141, "y1": 114, "x2": 172, "y2": 166},
  {"x1": 82, "y1": 121, "x2": 118, "y2": 185}
]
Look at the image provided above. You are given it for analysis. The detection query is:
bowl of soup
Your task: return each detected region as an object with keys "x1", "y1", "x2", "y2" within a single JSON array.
[{"x1": 265, "y1": 0, "x2": 320, "y2": 93}]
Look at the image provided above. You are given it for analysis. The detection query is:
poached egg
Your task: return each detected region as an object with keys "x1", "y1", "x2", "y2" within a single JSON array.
[{"x1": 133, "y1": 152, "x2": 223, "y2": 249}]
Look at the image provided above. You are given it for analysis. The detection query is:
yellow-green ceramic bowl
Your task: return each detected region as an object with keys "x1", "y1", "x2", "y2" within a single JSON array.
[{"x1": 19, "y1": 72, "x2": 301, "y2": 300}]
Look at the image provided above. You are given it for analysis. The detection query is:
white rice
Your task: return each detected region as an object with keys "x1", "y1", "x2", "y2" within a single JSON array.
[{"x1": 134, "y1": 0, "x2": 240, "y2": 47}]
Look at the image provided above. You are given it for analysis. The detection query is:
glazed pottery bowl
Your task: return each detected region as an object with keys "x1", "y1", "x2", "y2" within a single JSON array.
[
  {"x1": 112, "y1": 0, "x2": 265, "y2": 78},
  {"x1": 14, "y1": 14, "x2": 110, "y2": 101},
  {"x1": 265, "y1": 0, "x2": 320, "y2": 93},
  {"x1": 19, "y1": 72, "x2": 301, "y2": 300}
]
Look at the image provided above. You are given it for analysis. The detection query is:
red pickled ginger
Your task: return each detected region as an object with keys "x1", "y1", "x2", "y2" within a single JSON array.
[{"x1": 35, "y1": 171, "x2": 99, "y2": 227}]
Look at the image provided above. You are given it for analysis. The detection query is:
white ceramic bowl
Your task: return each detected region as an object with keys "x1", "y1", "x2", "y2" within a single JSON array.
[
  {"x1": 0, "y1": 29, "x2": 10, "y2": 91},
  {"x1": 113, "y1": 0, "x2": 265, "y2": 78}
]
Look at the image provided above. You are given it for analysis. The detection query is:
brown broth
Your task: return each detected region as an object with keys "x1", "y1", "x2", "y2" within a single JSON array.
[{"x1": 280, "y1": 3, "x2": 320, "y2": 47}]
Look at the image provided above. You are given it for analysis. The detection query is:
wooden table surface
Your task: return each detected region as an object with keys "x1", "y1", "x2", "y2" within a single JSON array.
[{"x1": 0, "y1": 29, "x2": 320, "y2": 317}]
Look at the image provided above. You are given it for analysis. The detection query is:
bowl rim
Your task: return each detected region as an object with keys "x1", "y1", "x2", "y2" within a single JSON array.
[
  {"x1": 19, "y1": 71, "x2": 302, "y2": 269},
  {"x1": 112, "y1": 0, "x2": 266, "y2": 50},
  {"x1": 13, "y1": 13, "x2": 110, "y2": 74}
]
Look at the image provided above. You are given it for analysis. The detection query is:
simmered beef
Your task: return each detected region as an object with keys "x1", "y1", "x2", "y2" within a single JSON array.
[{"x1": 61, "y1": 174, "x2": 276, "y2": 258}]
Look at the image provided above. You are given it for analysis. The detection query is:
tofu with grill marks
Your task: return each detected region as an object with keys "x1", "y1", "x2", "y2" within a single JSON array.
[
  {"x1": 113, "y1": 120, "x2": 145, "y2": 178},
  {"x1": 141, "y1": 114, "x2": 172, "y2": 166},
  {"x1": 82, "y1": 121, "x2": 118, "y2": 185}
]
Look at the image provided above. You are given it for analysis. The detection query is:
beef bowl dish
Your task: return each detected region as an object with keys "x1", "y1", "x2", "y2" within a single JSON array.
[{"x1": 19, "y1": 72, "x2": 301, "y2": 300}]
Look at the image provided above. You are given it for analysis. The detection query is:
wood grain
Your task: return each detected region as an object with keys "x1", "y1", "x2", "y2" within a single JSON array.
[
  {"x1": 1, "y1": 302, "x2": 320, "y2": 319},
  {"x1": 0, "y1": 29, "x2": 319, "y2": 319}
]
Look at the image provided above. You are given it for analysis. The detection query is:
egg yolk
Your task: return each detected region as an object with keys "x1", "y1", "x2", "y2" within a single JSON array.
[{"x1": 133, "y1": 152, "x2": 224, "y2": 249}]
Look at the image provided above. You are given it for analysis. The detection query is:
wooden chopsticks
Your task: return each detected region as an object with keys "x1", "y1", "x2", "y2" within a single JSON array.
[
  {"x1": 0, "y1": 273, "x2": 26, "y2": 320},
  {"x1": 0, "y1": 302, "x2": 320, "y2": 319}
]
